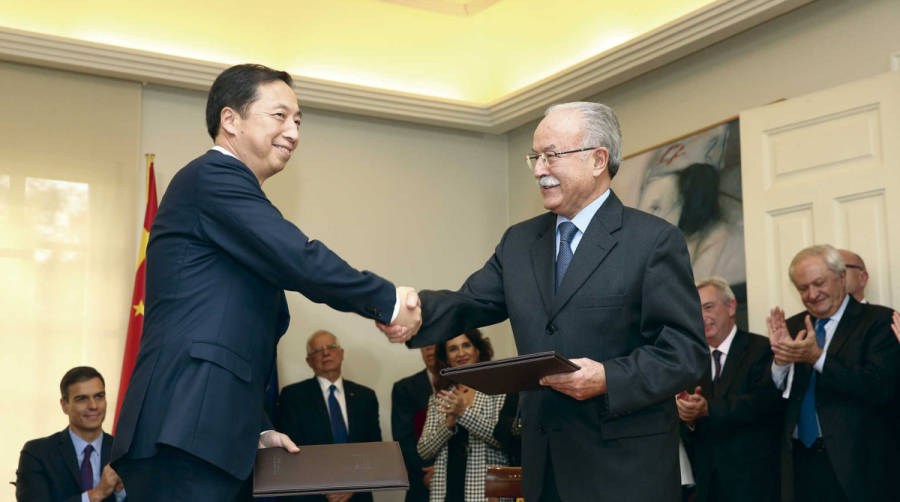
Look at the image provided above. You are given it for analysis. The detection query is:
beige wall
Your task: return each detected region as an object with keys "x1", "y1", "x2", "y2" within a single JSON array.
[
  {"x1": 0, "y1": 61, "x2": 141, "y2": 492},
  {"x1": 508, "y1": 0, "x2": 900, "y2": 225}
]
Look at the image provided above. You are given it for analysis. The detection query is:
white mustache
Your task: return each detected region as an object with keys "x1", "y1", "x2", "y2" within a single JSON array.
[{"x1": 537, "y1": 175, "x2": 560, "y2": 188}]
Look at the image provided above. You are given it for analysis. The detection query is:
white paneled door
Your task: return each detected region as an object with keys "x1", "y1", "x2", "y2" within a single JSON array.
[{"x1": 741, "y1": 71, "x2": 900, "y2": 333}]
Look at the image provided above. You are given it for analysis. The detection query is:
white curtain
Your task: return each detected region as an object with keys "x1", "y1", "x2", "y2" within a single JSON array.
[{"x1": 0, "y1": 61, "x2": 141, "y2": 490}]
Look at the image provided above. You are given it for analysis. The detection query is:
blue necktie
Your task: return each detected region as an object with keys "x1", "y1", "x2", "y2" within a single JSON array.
[
  {"x1": 328, "y1": 384, "x2": 348, "y2": 444},
  {"x1": 80, "y1": 444, "x2": 94, "y2": 491},
  {"x1": 797, "y1": 318, "x2": 827, "y2": 447},
  {"x1": 555, "y1": 222, "x2": 578, "y2": 292}
]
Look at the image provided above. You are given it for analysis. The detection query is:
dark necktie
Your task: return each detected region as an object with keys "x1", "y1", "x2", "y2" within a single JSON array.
[
  {"x1": 555, "y1": 222, "x2": 578, "y2": 292},
  {"x1": 797, "y1": 318, "x2": 827, "y2": 447},
  {"x1": 712, "y1": 349, "x2": 723, "y2": 383},
  {"x1": 328, "y1": 384, "x2": 348, "y2": 444},
  {"x1": 80, "y1": 444, "x2": 94, "y2": 492}
]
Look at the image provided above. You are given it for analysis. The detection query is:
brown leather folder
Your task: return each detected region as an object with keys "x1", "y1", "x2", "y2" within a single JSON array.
[
  {"x1": 439, "y1": 351, "x2": 579, "y2": 395},
  {"x1": 485, "y1": 466, "x2": 524, "y2": 498},
  {"x1": 253, "y1": 441, "x2": 409, "y2": 496}
]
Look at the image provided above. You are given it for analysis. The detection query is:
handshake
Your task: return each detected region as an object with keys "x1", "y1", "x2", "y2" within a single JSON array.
[{"x1": 377, "y1": 286, "x2": 423, "y2": 343}]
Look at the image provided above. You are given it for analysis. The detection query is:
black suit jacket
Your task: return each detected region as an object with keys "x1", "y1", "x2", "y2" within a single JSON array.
[
  {"x1": 779, "y1": 297, "x2": 900, "y2": 501},
  {"x1": 111, "y1": 150, "x2": 395, "y2": 481},
  {"x1": 682, "y1": 330, "x2": 784, "y2": 502},
  {"x1": 410, "y1": 192, "x2": 708, "y2": 501},
  {"x1": 391, "y1": 369, "x2": 434, "y2": 502},
  {"x1": 16, "y1": 429, "x2": 117, "y2": 502},
  {"x1": 276, "y1": 377, "x2": 382, "y2": 502}
]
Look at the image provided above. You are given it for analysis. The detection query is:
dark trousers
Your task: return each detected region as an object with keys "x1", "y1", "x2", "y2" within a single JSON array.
[
  {"x1": 116, "y1": 444, "x2": 248, "y2": 502},
  {"x1": 792, "y1": 439, "x2": 847, "y2": 502},
  {"x1": 539, "y1": 454, "x2": 562, "y2": 502}
]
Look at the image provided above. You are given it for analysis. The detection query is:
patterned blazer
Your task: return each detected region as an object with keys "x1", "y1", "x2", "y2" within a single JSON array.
[{"x1": 417, "y1": 391, "x2": 509, "y2": 502}]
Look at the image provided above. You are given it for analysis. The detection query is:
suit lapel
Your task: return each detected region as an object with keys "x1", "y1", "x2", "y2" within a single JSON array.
[
  {"x1": 57, "y1": 429, "x2": 82, "y2": 489},
  {"x1": 415, "y1": 369, "x2": 433, "y2": 397},
  {"x1": 530, "y1": 214, "x2": 556, "y2": 316},
  {"x1": 101, "y1": 433, "x2": 112, "y2": 468},
  {"x1": 714, "y1": 330, "x2": 747, "y2": 398},
  {"x1": 827, "y1": 296, "x2": 860, "y2": 358},
  {"x1": 551, "y1": 194, "x2": 622, "y2": 316},
  {"x1": 345, "y1": 382, "x2": 358, "y2": 442}
]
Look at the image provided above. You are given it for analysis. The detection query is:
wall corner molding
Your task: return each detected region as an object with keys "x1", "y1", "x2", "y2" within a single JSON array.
[{"x1": 0, "y1": 0, "x2": 813, "y2": 133}]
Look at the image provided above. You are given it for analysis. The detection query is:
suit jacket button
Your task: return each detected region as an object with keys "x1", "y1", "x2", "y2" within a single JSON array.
[{"x1": 545, "y1": 324, "x2": 556, "y2": 335}]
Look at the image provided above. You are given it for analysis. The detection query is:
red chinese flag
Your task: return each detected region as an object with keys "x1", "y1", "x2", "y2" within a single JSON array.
[{"x1": 114, "y1": 156, "x2": 158, "y2": 432}]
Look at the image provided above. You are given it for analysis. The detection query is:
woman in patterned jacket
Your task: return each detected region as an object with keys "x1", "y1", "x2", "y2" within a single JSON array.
[{"x1": 417, "y1": 329, "x2": 510, "y2": 502}]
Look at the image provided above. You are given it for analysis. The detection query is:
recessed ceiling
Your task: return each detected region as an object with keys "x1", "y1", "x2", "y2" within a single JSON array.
[
  {"x1": 376, "y1": 0, "x2": 501, "y2": 17},
  {"x1": 0, "y1": 0, "x2": 717, "y2": 103}
]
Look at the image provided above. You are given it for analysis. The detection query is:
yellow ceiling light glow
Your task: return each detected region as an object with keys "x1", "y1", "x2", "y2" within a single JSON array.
[{"x1": 0, "y1": 0, "x2": 716, "y2": 103}]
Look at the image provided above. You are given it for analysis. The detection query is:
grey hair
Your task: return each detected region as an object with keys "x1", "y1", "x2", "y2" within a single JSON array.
[
  {"x1": 696, "y1": 276, "x2": 736, "y2": 303},
  {"x1": 546, "y1": 102, "x2": 622, "y2": 178},
  {"x1": 306, "y1": 330, "x2": 339, "y2": 354},
  {"x1": 789, "y1": 244, "x2": 845, "y2": 280}
]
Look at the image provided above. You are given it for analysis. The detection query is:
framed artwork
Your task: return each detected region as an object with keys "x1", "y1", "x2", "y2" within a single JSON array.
[{"x1": 611, "y1": 117, "x2": 747, "y2": 326}]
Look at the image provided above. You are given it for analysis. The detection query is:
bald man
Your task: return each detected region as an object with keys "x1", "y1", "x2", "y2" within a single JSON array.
[{"x1": 837, "y1": 249, "x2": 869, "y2": 303}]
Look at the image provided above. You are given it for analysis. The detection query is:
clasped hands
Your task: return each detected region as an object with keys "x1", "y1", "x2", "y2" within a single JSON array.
[
  {"x1": 376, "y1": 286, "x2": 422, "y2": 343},
  {"x1": 675, "y1": 385, "x2": 708, "y2": 425},
  {"x1": 767, "y1": 307, "x2": 822, "y2": 365}
]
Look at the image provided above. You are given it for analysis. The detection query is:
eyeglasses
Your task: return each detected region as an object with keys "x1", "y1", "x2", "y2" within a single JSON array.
[
  {"x1": 845, "y1": 264, "x2": 865, "y2": 271},
  {"x1": 308, "y1": 343, "x2": 340, "y2": 357},
  {"x1": 525, "y1": 147, "x2": 600, "y2": 170}
]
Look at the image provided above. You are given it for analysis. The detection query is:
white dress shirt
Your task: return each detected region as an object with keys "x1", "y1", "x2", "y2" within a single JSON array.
[{"x1": 317, "y1": 375, "x2": 349, "y2": 432}]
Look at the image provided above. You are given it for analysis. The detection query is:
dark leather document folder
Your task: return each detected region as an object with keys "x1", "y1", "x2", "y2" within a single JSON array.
[
  {"x1": 439, "y1": 351, "x2": 579, "y2": 395},
  {"x1": 253, "y1": 441, "x2": 409, "y2": 496}
]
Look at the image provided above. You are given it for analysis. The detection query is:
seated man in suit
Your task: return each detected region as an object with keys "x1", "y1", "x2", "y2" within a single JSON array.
[
  {"x1": 676, "y1": 277, "x2": 783, "y2": 502},
  {"x1": 391, "y1": 345, "x2": 438, "y2": 502},
  {"x1": 768, "y1": 244, "x2": 900, "y2": 502},
  {"x1": 17, "y1": 366, "x2": 125, "y2": 502},
  {"x1": 277, "y1": 330, "x2": 382, "y2": 502}
]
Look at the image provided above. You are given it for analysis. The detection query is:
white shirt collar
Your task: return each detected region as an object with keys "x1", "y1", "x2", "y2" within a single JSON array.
[
  {"x1": 821, "y1": 294, "x2": 851, "y2": 326},
  {"x1": 211, "y1": 145, "x2": 238, "y2": 160},
  {"x1": 711, "y1": 324, "x2": 737, "y2": 356},
  {"x1": 555, "y1": 188, "x2": 610, "y2": 234},
  {"x1": 316, "y1": 375, "x2": 344, "y2": 395},
  {"x1": 68, "y1": 427, "x2": 102, "y2": 456}
]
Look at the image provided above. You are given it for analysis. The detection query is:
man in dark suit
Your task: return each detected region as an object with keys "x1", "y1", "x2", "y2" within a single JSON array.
[
  {"x1": 676, "y1": 277, "x2": 783, "y2": 502},
  {"x1": 110, "y1": 64, "x2": 421, "y2": 502},
  {"x1": 767, "y1": 244, "x2": 900, "y2": 502},
  {"x1": 391, "y1": 345, "x2": 438, "y2": 502},
  {"x1": 17, "y1": 366, "x2": 125, "y2": 502},
  {"x1": 387, "y1": 102, "x2": 707, "y2": 501},
  {"x1": 277, "y1": 330, "x2": 382, "y2": 502}
]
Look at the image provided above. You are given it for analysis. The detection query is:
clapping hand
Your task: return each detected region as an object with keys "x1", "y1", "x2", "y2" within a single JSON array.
[
  {"x1": 376, "y1": 286, "x2": 422, "y2": 343},
  {"x1": 767, "y1": 307, "x2": 792, "y2": 365},
  {"x1": 675, "y1": 385, "x2": 708, "y2": 424},
  {"x1": 771, "y1": 314, "x2": 822, "y2": 365}
]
